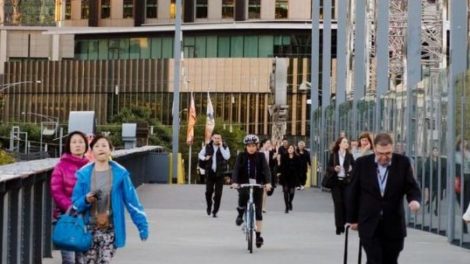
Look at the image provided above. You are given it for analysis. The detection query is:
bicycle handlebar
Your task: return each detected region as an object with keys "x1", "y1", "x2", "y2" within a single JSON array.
[{"x1": 239, "y1": 183, "x2": 264, "y2": 188}]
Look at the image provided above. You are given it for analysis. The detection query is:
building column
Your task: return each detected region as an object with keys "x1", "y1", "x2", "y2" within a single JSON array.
[
  {"x1": 0, "y1": 30, "x2": 7, "y2": 74},
  {"x1": 235, "y1": 0, "x2": 246, "y2": 21},
  {"x1": 51, "y1": 34, "x2": 60, "y2": 61}
]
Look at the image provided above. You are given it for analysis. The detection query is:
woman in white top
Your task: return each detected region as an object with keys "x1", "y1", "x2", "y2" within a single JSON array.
[{"x1": 326, "y1": 137, "x2": 354, "y2": 235}]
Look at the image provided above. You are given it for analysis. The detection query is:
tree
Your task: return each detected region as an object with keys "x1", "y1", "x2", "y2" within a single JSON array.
[{"x1": 179, "y1": 114, "x2": 246, "y2": 183}]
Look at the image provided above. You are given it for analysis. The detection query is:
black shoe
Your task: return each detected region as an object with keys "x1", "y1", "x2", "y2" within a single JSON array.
[
  {"x1": 289, "y1": 202, "x2": 293, "y2": 211},
  {"x1": 212, "y1": 212, "x2": 217, "y2": 218},
  {"x1": 256, "y1": 236, "x2": 264, "y2": 248},
  {"x1": 235, "y1": 215, "x2": 243, "y2": 226},
  {"x1": 285, "y1": 208, "x2": 289, "y2": 214},
  {"x1": 206, "y1": 207, "x2": 211, "y2": 216}
]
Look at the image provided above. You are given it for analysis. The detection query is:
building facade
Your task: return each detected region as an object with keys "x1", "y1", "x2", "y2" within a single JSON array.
[{"x1": 0, "y1": 0, "x2": 338, "y2": 139}]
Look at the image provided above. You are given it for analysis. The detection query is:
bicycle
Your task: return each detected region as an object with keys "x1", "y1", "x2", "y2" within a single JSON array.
[{"x1": 238, "y1": 183, "x2": 264, "y2": 253}]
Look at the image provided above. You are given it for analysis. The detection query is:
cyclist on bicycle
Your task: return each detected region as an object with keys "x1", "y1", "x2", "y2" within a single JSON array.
[{"x1": 231, "y1": 134, "x2": 272, "y2": 248}]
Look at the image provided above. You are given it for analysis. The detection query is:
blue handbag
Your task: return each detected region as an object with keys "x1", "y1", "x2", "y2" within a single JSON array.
[{"x1": 52, "y1": 211, "x2": 93, "y2": 252}]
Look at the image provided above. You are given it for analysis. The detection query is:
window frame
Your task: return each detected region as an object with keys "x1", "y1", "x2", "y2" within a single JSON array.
[
  {"x1": 123, "y1": 0, "x2": 134, "y2": 18},
  {"x1": 222, "y1": 0, "x2": 234, "y2": 19},
  {"x1": 248, "y1": 0, "x2": 261, "y2": 19},
  {"x1": 195, "y1": 0, "x2": 208, "y2": 19},
  {"x1": 101, "y1": 0, "x2": 111, "y2": 19},
  {"x1": 146, "y1": 0, "x2": 158, "y2": 19}
]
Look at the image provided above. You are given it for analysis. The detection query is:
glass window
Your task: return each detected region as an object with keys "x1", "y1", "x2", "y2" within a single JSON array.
[
  {"x1": 101, "y1": 0, "x2": 110, "y2": 19},
  {"x1": 258, "y1": 35, "x2": 274, "y2": 57},
  {"x1": 98, "y1": 39, "x2": 108, "y2": 60},
  {"x1": 206, "y1": 36, "x2": 218, "y2": 57},
  {"x1": 196, "y1": 0, "x2": 208, "y2": 19},
  {"x1": 81, "y1": 0, "x2": 89, "y2": 19},
  {"x1": 248, "y1": 0, "x2": 261, "y2": 19},
  {"x1": 147, "y1": 0, "x2": 157, "y2": 18},
  {"x1": 109, "y1": 39, "x2": 120, "y2": 59},
  {"x1": 230, "y1": 36, "x2": 243, "y2": 57},
  {"x1": 123, "y1": 0, "x2": 133, "y2": 18},
  {"x1": 275, "y1": 0, "x2": 288, "y2": 19},
  {"x1": 75, "y1": 40, "x2": 88, "y2": 60},
  {"x1": 130, "y1": 38, "x2": 142, "y2": 59},
  {"x1": 151, "y1": 37, "x2": 162, "y2": 59},
  {"x1": 218, "y1": 36, "x2": 230, "y2": 57},
  {"x1": 244, "y1": 36, "x2": 258, "y2": 57},
  {"x1": 88, "y1": 40, "x2": 99, "y2": 60},
  {"x1": 140, "y1": 38, "x2": 150, "y2": 58},
  {"x1": 222, "y1": 0, "x2": 234, "y2": 19},
  {"x1": 195, "y1": 36, "x2": 207, "y2": 57},
  {"x1": 65, "y1": 0, "x2": 71, "y2": 19},
  {"x1": 119, "y1": 39, "x2": 130, "y2": 59},
  {"x1": 161, "y1": 37, "x2": 173, "y2": 58}
]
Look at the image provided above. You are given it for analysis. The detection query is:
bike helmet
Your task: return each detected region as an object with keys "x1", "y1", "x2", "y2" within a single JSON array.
[{"x1": 243, "y1": 134, "x2": 260, "y2": 145}]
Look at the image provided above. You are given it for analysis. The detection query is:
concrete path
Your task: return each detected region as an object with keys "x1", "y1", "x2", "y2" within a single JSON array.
[{"x1": 44, "y1": 184, "x2": 469, "y2": 263}]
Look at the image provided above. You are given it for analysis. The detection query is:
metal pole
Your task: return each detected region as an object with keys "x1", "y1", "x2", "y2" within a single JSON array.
[
  {"x1": 375, "y1": 0, "x2": 389, "y2": 133},
  {"x1": 352, "y1": 0, "x2": 366, "y2": 138},
  {"x1": 335, "y1": 0, "x2": 347, "y2": 134},
  {"x1": 406, "y1": 0, "x2": 421, "y2": 158},
  {"x1": 310, "y1": 0, "x2": 320, "y2": 186},
  {"x1": 40, "y1": 122, "x2": 43, "y2": 153},
  {"x1": 188, "y1": 144, "x2": 192, "y2": 184},
  {"x1": 59, "y1": 127, "x2": 63, "y2": 157},
  {"x1": 171, "y1": 0, "x2": 183, "y2": 183},
  {"x1": 447, "y1": 0, "x2": 468, "y2": 243}
]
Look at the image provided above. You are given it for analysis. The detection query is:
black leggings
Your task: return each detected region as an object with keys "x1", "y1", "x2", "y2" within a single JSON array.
[
  {"x1": 283, "y1": 186, "x2": 295, "y2": 208},
  {"x1": 238, "y1": 188, "x2": 264, "y2": 221}
]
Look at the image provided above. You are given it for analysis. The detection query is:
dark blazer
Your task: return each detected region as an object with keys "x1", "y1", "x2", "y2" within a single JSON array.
[
  {"x1": 280, "y1": 155, "x2": 301, "y2": 188},
  {"x1": 326, "y1": 151, "x2": 354, "y2": 180},
  {"x1": 346, "y1": 153, "x2": 421, "y2": 239}
]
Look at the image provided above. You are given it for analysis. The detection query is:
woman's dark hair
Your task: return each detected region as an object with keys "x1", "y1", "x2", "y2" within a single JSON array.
[
  {"x1": 63, "y1": 131, "x2": 88, "y2": 155},
  {"x1": 332, "y1": 137, "x2": 349, "y2": 153},
  {"x1": 358, "y1": 132, "x2": 374, "y2": 150},
  {"x1": 260, "y1": 138, "x2": 270, "y2": 148},
  {"x1": 90, "y1": 135, "x2": 114, "y2": 150}
]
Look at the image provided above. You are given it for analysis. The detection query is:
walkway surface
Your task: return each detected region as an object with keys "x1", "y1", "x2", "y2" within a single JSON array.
[{"x1": 44, "y1": 184, "x2": 469, "y2": 263}]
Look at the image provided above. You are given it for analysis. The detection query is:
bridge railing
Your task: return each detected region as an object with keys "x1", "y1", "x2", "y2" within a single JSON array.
[{"x1": 0, "y1": 146, "x2": 164, "y2": 264}]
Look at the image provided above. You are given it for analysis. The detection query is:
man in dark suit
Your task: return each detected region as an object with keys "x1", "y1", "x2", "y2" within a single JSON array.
[{"x1": 346, "y1": 133, "x2": 421, "y2": 264}]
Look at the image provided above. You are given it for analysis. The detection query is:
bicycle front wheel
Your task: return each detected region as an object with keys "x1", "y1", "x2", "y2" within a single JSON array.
[{"x1": 247, "y1": 204, "x2": 255, "y2": 253}]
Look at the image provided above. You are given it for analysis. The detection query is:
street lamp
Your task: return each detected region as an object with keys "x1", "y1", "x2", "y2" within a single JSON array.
[
  {"x1": 21, "y1": 111, "x2": 59, "y2": 153},
  {"x1": 0, "y1": 80, "x2": 41, "y2": 92}
]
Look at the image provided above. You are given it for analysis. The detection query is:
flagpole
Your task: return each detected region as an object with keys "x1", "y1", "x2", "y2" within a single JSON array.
[
  {"x1": 188, "y1": 144, "x2": 192, "y2": 184},
  {"x1": 171, "y1": 0, "x2": 182, "y2": 184}
]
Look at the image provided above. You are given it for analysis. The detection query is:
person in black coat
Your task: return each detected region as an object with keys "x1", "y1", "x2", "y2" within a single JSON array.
[
  {"x1": 326, "y1": 136, "x2": 354, "y2": 235},
  {"x1": 231, "y1": 134, "x2": 272, "y2": 248},
  {"x1": 280, "y1": 144, "x2": 301, "y2": 213},
  {"x1": 347, "y1": 133, "x2": 421, "y2": 264}
]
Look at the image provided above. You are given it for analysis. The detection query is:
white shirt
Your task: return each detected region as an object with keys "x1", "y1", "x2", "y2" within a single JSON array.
[{"x1": 337, "y1": 151, "x2": 346, "y2": 177}]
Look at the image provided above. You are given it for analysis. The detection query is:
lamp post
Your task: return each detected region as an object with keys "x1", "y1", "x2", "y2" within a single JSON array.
[{"x1": 21, "y1": 111, "x2": 59, "y2": 153}]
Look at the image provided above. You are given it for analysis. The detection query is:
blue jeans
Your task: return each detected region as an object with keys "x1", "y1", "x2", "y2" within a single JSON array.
[{"x1": 61, "y1": 250, "x2": 84, "y2": 264}]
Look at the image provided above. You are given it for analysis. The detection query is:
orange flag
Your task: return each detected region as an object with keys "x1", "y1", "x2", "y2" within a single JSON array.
[{"x1": 186, "y1": 93, "x2": 197, "y2": 145}]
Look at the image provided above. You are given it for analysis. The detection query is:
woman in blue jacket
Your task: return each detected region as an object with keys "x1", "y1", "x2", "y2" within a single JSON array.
[{"x1": 72, "y1": 135, "x2": 148, "y2": 263}]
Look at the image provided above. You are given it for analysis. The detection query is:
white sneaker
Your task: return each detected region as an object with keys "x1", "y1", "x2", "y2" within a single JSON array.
[
  {"x1": 300, "y1": 186, "x2": 305, "y2": 190},
  {"x1": 296, "y1": 186, "x2": 301, "y2": 190}
]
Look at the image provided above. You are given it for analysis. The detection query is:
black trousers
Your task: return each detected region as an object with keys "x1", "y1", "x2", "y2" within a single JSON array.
[
  {"x1": 205, "y1": 172, "x2": 224, "y2": 214},
  {"x1": 331, "y1": 182, "x2": 347, "y2": 231},
  {"x1": 238, "y1": 188, "x2": 264, "y2": 220},
  {"x1": 361, "y1": 220, "x2": 404, "y2": 264}
]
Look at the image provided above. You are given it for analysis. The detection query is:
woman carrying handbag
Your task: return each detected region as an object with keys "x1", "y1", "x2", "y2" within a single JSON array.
[
  {"x1": 50, "y1": 131, "x2": 89, "y2": 264},
  {"x1": 327, "y1": 137, "x2": 354, "y2": 235},
  {"x1": 72, "y1": 135, "x2": 149, "y2": 263}
]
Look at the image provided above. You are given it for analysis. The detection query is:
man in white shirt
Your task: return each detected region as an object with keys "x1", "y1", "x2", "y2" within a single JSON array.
[{"x1": 198, "y1": 132, "x2": 231, "y2": 218}]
